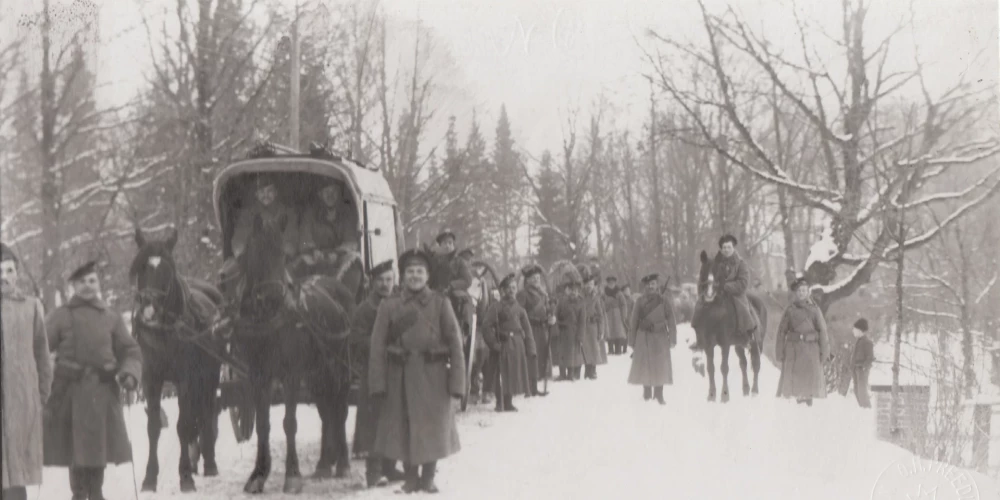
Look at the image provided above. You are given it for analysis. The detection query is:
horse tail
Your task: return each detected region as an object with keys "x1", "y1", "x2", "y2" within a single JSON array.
[{"x1": 748, "y1": 292, "x2": 768, "y2": 351}]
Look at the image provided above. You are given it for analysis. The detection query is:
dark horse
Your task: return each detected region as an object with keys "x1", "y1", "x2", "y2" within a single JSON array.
[
  {"x1": 235, "y1": 213, "x2": 362, "y2": 494},
  {"x1": 691, "y1": 250, "x2": 768, "y2": 403},
  {"x1": 130, "y1": 228, "x2": 225, "y2": 492}
]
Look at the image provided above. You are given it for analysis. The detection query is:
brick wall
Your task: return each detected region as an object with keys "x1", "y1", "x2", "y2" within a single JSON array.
[{"x1": 872, "y1": 385, "x2": 930, "y2": 451}]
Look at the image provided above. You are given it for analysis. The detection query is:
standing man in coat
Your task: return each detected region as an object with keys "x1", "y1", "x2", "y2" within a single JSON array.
[
  {"x1": 579, "y1": 266, "x2": 605, "y2": 380},
  {"x1": 368, "y1": 249, "x2": 466, "y2": 494},
  {"x1": 2, "y1": 243, "x2": 53, "y2": 500},
  {"x1": 711, "y1": 234, "x2": 760, "y2": 345},
  {"x1": 627, "y1": 274, "x2": 676, "y2": 404},
  {"x1": 554, "y1": 281, "x2": 584, "y2": 381},
  {"x1": 351, "y1": 259, "x2": 404, "y2": 487},
  {"x1": 516, "y1": 264, "x2": 554, "y2": 397},
  {"x1": 775, "y1": 278, "x2": 830, "y2": 406},
  {"x1": 483, "y1": 274, "x2": 537, "y2": 412},
  {"x1": 603, "y1": 276, "x2": 628, "y2": 355},
  {"x1": 44, "y1": 261, "x2": 143, "y2": 500}
]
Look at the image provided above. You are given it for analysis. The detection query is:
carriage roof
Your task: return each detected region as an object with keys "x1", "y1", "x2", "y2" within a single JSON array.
[{"x1": 213, "y1": 155, "x2": 396, "y2": 231}]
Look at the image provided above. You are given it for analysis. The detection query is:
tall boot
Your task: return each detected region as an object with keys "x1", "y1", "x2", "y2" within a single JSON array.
[
  {"x1": 400, "y1": 464, "x2": 420, "y2": 493},
  {"x1": 87, "y1": 467, "x2": 106, "y2": 500},
  {"x1": 643, "y1": 386, "x2": 652, "y2": 401},
  {"x1": 420, "y1": 461, "x2": 439, "y2": 494},
  {"x1": 654, "y1": 386, "x2": 666, "y2": 405},
  {"x1": 69, "y1": 468, "x2": 87, "y2": 500},
  {"x1": 382, "y1": 459, "x2": 404, "y2": 483},
  {"x1": 365, "y1": 457, "x2": 381, "y2": 487},
  {"x1": 504, "y1": 394, "x2": 518, "y2": 412}
]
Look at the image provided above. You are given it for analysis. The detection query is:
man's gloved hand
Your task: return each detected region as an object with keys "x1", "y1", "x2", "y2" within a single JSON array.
[{"x1": 117, "y1": 373, "x2": 138, "y2": 391}]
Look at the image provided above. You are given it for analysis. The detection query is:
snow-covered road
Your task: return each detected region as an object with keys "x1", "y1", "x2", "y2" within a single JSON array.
[{"x1": 30, "y1": 324, "x2": 999, "y2": 499}]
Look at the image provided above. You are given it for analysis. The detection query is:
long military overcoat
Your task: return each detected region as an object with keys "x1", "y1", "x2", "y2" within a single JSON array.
[
  {"x1": 2, "y1": 290, "x2": 53, "y2": 489},
  {"x1": 482, "y1": 297, "x2": 536, "y2": 396},
  {"x1": 602, "y1": 287, "x2": 628, "y2": 341},
  {"x1": 553, "y1": 293, "x2": 584, "y2": 368},
  {"x1": 581, "y1": 289, "x2": 607, "y2": 365},
  {"x1": 44, "y1": 295, "x2": 142, "y2": 467},
  {"x1": 368, "y1": 287, "x2": 466, "y2": 465},
  {"x1": 516, "y1": 286, "x2": 552, "y2": 370},
  {"x1": 711, "y1": 252, "x2": 760, "y2": 342},
  {"x1": 627, "y1": 291, "x2": 676, "y2": 386},
  {"x1": 351, "y1": 291, "x2": 386, "y2": 456},
  {"x1": 775, "y1": 299, "x2": 830, "y2": 400}
]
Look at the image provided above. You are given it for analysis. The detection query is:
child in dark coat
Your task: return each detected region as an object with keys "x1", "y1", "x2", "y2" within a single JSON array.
[{"x1": 850, "y1": 318, "x2": 874, "y2": 408}]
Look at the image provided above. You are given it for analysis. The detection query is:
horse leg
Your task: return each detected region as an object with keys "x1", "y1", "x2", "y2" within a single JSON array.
[
  {"x1": 751, "y1": 342, "x2": 761, "y2": 395},
  {"x1": 282, "y1": 374, "x2": 304, "y2": 494},
  {"x1": 705, "y1": 344, "x2": 717, "y2": 402},
  {"x1": 736, "y1": 346, "x2": 750, "y2": 396},
  {"x1": 312, "y1": 391, "x2": 335, "y2": 480},
  {"x1": 141, "y1": 375, "x2": 164, "y2": 492},
  {"x1": 333, "y1": 384, "x2": 352, "y2": 478},
  {"x1": 244, "y1": 366, "x2": 272, "y2": 494},
  {"x1": 176, "y1": 385, "x2": 198, "y2": 492},
  {"x1": 198, "y1": 366, "x2": 221, "y2": 477},
  {"x1": 720, "y1": 344, "x2": 731, "y2": 403}
]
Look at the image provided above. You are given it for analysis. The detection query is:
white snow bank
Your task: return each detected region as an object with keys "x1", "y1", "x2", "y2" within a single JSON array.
[{"x1": 28, "y1": 324, "x2": 998, "y2": 500}]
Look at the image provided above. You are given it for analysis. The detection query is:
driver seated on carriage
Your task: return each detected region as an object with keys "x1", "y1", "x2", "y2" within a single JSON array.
[
  {"x1": 295, "y1": 179, "x2": 361, "y2": 276},
  {"x1": 221, "y1": 174, "x2": 298, "y2": 293}
]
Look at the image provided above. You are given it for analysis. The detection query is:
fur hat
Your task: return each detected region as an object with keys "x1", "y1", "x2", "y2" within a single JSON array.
[
  {"x1": 521, "y1": 264, "x2": 544, "y2": 280},
  {"x1": 398, "y1": 249, "x2": 432, "y2": 273},
  {"x1": 790, "y1": 277, "x2": 810, "y2": 291},
  {"x1": 853, "y1": 318, "x2": 869, "y2": 332},
  {"x1": 436, "y1": 230, "x2": 456, "y2": 244},
  {"x1": 549, "y1": 260, "x2": 582, "y2": 292},
  {"x1": 641, "y1": 273, "x2": 659, "y2": 285},
  {"x1": 718, "y1": 234, "x2": 738, "y2": 247}
]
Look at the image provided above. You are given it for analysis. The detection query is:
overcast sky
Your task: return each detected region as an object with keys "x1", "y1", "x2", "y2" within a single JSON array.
[{"x1": 3, "y1": 0, "x2": 997, "y2": 157}]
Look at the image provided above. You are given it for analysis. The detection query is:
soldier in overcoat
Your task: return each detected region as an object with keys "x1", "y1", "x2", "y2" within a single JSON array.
[
  {"x1": 775, "y1": 278, "x2": 831, "y2": 406},
  {"x1": 710, "y1": 234, "x2": 760, "y2": 344},
  {"x1": 556, "y1": 278, "x2": 586, "y2": 381},
  {"x1": 516, "y1": 264, "x2": 554, "y2": 396},
  {"x1": 44, "y1": 261, "x2": 142, "y2": 500},
  {"x1": 482, "y1": 274, "x2": 537, "y2": 412},
  {"x1": 368, "y1": 249, "x2": 466, "y2": 494},
  {"x1": 2, "y1": 244, "x2": 53, "y2": 500},
  {"x1": 603, "y1": 276, "x2": 628, "y2": 355},
  {"x1": 627, "y1": 274, "x2": 676, "y2": 404},
  {"x1": 351, "y1": 259, "x2": 404, "y2": 487},
  {"x1": 579, "y1": 266, "x2": 605, "y2": 380}
]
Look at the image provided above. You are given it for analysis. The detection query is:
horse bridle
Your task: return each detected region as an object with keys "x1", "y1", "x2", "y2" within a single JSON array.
[{"x1": 134, "y1": 257, "x2": 182, "y2": 330}]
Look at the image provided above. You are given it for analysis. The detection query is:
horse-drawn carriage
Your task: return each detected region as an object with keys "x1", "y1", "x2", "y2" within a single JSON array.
[{"x1": 213, "y1": 144, "x2": 403, "y2": 442}]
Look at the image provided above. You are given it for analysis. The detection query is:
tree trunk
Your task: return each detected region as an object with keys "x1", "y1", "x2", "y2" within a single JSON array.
[
  {"x1": 649, "y1": 92, "x2": 663, "y2": 264},
  {"x1": 39, "y1": 0, "x2": 59, "y2": 309},
  {"x1": 890, "y1": 204, "x2": 906, "y2": 436}
]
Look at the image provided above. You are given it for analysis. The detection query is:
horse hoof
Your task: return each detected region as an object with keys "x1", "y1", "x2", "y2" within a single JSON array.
[
  {"x1": 141, "y1": 480, "x2": 157, "y2": 492},
  {"x1": 752, "y1": 388, "x2": 759, "y2": 396},
  {"x1": 721, "y1": 392, "x2": 730, "y2": 403},
  {"x1": 312, "y1": 467, "x2": 335, "y2": 480},
  {"x1": 743, "y1": 387, "x2": 750, "y2": 397},
  {"x1": 180, "y1": 477, "x2": 196, "y2": 493},
  {"x1": 244, "y1": 476, "x2": 267, "y2": 494},
  {"x1": 707, "y1": 393, "x2": 716, "y2": 402},
  {"x1": 204, "y1": 462, "x2": 219, "y2": 477},
  {"x1": 335, "y1": 464, "x2": 351, "y2": 479},
  {"x1": 283, "y1": 476, "x2": 304, "y2": 494}
]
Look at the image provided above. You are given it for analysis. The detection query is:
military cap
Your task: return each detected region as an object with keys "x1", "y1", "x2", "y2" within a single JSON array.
[
  {"x1": 853, "y1": 318, "x2": 869, "y2": 332},
  {"x1": 69, "y1": 260, "x2": 99, "y2": 282},
  {"x1": 718, "y1": 234, "x2": 738, "y2": 247},
  {"x1": 641, "y1": 273, "x2": 659, "y2": 285},
  {"x1": 605, "y1": 276, "x2": 617, "y2": 283},
  {"x1": 370, "y1": 259, "x2": 394, "y2": 278},
  {"x1": 499, "y1": 273, "x2": 517, "y2": 290},
  {"x1": 521, "y1": 264, "x2": 544, "y2": 280},
  {"x1": 436, "y1": 230, "x2": 456, "y2": 244},
  {"x1": 398, "y1": 249, "x2": 432, "y2": 273},
  {"x1": 790, "y1": 277, "x2": 810, "y2": 291},
  {"x1": 0, "y1": 242, "x2": 18, "y2": 264}
]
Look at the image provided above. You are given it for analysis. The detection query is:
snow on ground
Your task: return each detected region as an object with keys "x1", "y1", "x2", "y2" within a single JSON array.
[{"x1": 28, "y1": 324, "x2": 1000, "y2": 499}]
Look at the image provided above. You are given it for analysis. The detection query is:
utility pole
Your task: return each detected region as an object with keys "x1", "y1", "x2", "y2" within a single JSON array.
[{"x1": 289, "y1": 1, "x2": 300, "y2": 149}]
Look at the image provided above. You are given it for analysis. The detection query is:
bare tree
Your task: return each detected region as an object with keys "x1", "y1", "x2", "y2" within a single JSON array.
[{"x1": 647, "y1": 0, "x2": 1000, "y2": 311}]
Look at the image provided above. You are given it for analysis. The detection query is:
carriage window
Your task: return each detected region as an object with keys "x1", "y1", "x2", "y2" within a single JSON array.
[{"x1": 364, "y1": 202, "x2": 399, "y2": 281}]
